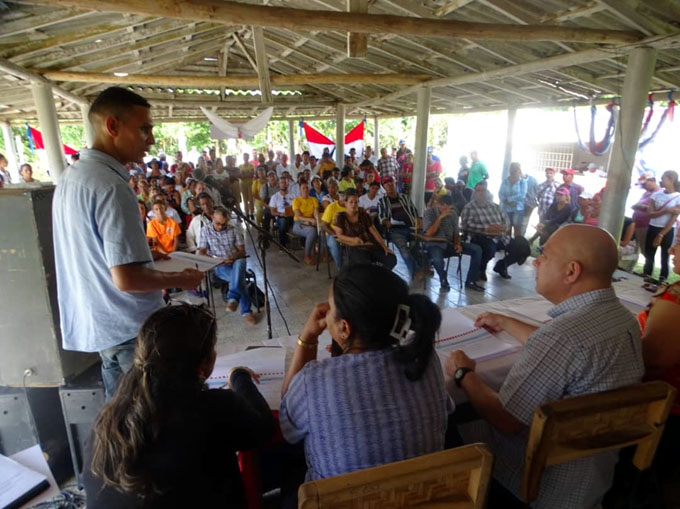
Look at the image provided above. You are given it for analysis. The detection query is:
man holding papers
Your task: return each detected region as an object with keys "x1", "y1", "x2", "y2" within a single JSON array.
[
  {"x1": 445, "y1": 225, "x2": 644, "y2": 508},
  {"x1": 199, "y1": 206, "x2": 256, "y2": 325},
  {"x1": 53, "y1": 87, "x2": 203, "y2": 399}
]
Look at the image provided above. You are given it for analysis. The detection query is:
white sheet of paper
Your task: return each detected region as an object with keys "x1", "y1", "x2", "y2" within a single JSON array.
[
  {"x1": 0, "y1": 447, "x2": 52, "y2": 509},
  {"x1": 207, "y1": 347, "x2": 286, "y2": 409},
  {"x1": 613, "y1": 280, "x2": 650, "y2": 312},
  {"x1": 9, "y1": 445, "x2": 60, "y2": 509},
  {"x1": 154, "y1": 251, "x2": 223, "y2": 273},
  {"x1": 504, "y1": 297, "x2": 553, "y2": 324}
]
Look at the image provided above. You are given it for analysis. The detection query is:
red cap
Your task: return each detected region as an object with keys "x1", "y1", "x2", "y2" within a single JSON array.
[
  {"x1": 561, "y1": 168, "x2": 575, "y2": 175},
  {"x1": 382, "y1": 176, "x2": 394, "y2": 183}
]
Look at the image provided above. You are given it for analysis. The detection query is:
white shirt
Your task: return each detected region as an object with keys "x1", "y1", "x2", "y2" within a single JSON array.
[
  {"x1": 649, "y1": 190, "x2": 680, "y2": 228},
  {"x1": 147, "y1": 206, "x2": 182, "y2": 224},
  {"x1": 185, "y1": 213, "x2": 211, "y2": 252},
  {"x1": 288, "y1": 182, "x2": 300, "y2": 199},
  {"x1": 269, "y1": 191, "x2": 294, "y2": 214},
  {"x1": 359, "y1": 193, "x2": 381, "y2": 216},
  {"x1": 277, "y1": 163, "x2": 292, "y2": 178}
]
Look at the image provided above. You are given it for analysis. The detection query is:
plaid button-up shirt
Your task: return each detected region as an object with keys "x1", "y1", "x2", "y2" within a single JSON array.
[
  {"x1": 491, "y1": 288, "x2": 644, "y2": 508},
  {"x1": 536, "y1": 180, "x2": 559, "y2": 219},
  {"x1": 460, "y1": 199, "x2": 509, "y2": 233},
  {"x1": 377, "y1": 156, "x2": 398, "y2": 181},
  {"x1": 198, "y1": 222, "x2": 244, "y2": 259}
]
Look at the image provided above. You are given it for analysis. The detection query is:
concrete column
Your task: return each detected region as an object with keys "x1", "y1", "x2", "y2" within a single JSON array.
[
  {"x1": 287, "y1": 119, "x2": 295, "y2": 163},
  {"x1": 31, "y1": 81, "x2": 66, "y2": 181},
  {"x1": 373, "y1": 116, "x2": 379, "y2": 154},
  {"x1": 80, "y1": 102, "x2": 95, "y2": 148},
  {"x1": 600, "y1": 47, "x2": 657, "y2": 241},
  {"x1": 410, "y1": 87, "x2": 431, "y2": 214},
  {"x1": 502, "y1": 108, "x2": 517, "y2": 180},
  {"x1": 335, "y1": 104, "x2": 345, "y2": 168},
  {"x1": 1, "y1": 121, "x2": 19, "y2": 181}
]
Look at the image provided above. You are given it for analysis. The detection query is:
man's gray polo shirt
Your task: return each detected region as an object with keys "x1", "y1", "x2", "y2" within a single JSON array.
[{"x1": 53, "y1": 149, "x2": 164, "y2": 353}]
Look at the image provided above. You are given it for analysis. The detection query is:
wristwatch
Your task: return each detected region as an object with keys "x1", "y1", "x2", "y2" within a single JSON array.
[{"x1": 454, "y1": 367, "x2": 474, "y2": 388}]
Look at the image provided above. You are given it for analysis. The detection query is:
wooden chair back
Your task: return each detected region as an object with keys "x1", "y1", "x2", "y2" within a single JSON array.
[
  {"x1": 298, "y1": 443, "x2": 493, "y2": 508},
  {"x1": 521, "y1": 380, "x2": 676, "y2": 503}
]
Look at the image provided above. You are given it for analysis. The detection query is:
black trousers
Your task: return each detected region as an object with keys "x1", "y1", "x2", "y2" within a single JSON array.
[{"x1": 644, "y1": 225, "x2": 674, "y2": 280}]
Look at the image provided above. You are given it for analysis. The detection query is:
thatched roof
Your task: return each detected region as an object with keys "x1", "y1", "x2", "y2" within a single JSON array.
[{"x1": 1, "y1": 0, "x2": 679, "y2": 123}]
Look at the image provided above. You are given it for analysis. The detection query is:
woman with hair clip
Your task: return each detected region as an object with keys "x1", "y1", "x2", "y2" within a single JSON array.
[
  {"x1": 83, "y1": 304, "x2": 274, "y2": 508},
  {"x1": 279, "y1": 264, "x2": 454, "y2": 483}
]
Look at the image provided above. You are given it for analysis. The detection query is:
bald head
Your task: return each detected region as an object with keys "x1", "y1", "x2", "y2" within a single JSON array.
[
  {"x1": 534, "y1": 224, "x2": 618, "y2": 303},
  {"x1": 554, "y1": 225, "x2": 618, "y2": 281}
]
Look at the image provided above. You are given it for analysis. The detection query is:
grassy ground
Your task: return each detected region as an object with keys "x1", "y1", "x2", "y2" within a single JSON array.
[{"x1": 632, "y1": 260, "x2": 680, "y2": 283}]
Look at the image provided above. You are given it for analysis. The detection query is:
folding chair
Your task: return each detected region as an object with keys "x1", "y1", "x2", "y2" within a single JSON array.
[
  {"x1": 521, "y1": 380, "x2": 676, "y2": 504},
  {"x1": 414, "y1": 233, "x2": 463, "y2": 290},
  {"x1": 298, "y1": 443, "x2": 493, "y2": 508}
]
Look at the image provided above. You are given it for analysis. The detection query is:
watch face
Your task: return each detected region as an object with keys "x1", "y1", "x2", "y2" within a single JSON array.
[{"x1": 454, "y1": 368, "x2": 464, "y2": 379}]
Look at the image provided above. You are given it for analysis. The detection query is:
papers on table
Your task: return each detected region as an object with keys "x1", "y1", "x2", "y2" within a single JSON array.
[
  {"x1": 1, "y1": 445, "x2": 57, "y2": 509},
  {"x1": 613, "y1": 279, "x2": 650, "y2": 314},
  {"x1": 207, "y1": 347, "x2": 286, "y2": 409},
  {"x1": 434, "y1": 309, "x2": 523, "y2": 364},
  {"x1": 153, "y1": 251, "x2": 223, "y2": 273}
]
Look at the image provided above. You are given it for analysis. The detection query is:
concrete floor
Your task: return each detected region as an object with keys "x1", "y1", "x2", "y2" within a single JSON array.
[{"x1": 196, "y1": 223, "x2": 544, "y2": 358}]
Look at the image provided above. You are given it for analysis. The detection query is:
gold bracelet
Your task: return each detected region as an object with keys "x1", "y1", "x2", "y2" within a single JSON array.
[{"x1": 297, "y1": 336, "x2": 318, "y2": 349}]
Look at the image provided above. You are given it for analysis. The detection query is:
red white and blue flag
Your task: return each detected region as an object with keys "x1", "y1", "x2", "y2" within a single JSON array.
[
  {"x1": 344, "y1": 120, "x2": 364, "y2": 157},
  {"x1": 26, "y1": 125, "x2": 78, "y2": 155},
  {"x1": 302, "y1": 122, "x2": 335, "y2": 159},
  {"x1": 302, "y1": 120, "x2": 365, "y2": 159}
]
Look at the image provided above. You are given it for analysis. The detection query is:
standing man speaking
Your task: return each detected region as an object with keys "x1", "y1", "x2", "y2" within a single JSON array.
[{"x1": 53, "y1": 87, "x2": 203, "y2": 398}]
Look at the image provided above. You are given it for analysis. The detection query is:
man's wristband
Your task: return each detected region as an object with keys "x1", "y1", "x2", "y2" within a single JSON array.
[{"x1": 297, "y1": 336, "x2": 318, "y2": 349}]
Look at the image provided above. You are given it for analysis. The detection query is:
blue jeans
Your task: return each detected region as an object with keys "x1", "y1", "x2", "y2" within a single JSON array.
[
  {"x1": 326, "y1": 234, "x2": 343, "y2": 268},
  {"x1": 388, "y1": 225, "x2": 419, "y2": 276},
  {"x1": 276, "y1": 216, "x2": 294, "y2": 245},
  {"x1": 99, "y1": 338, "x2": 136, "y2": 400},
  {"x1": 292, "y1": 221, "x2": 318, "y2": 258},
  {"x1": 470, "y1": 234, "x2": 498, "y2": 273},
  {"x1": 426, "y1": 244, "x2": 454, "y2": 286},
  {"x1": 461, "y1": 242, "x2": 483, "y2": 283},
  {"x1": 506, "y1": 211, "x2": 523, "y2": 232},
  {"x1": 214, "y1": 258, "x2": 251, "y2": 315}
]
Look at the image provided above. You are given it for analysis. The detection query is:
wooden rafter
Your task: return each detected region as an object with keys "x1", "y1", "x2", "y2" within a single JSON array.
[
  {"x1": 347, "y1": 0, "x2": 367, "y2": 57},
  {"x1": 20, "y1": 0, "x2": 642, "y2": 43},
  {"x1": 251, "y1": 26, "x2": 272, "y2": 103}
]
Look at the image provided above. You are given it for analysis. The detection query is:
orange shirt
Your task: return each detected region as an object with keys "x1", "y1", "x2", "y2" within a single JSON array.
[
  {"x1": 146, "y1": 216, "x2": 181, "y2": 253},
  {"x1": 638, "y1": 282, "x2": 680, "y2": 415}
]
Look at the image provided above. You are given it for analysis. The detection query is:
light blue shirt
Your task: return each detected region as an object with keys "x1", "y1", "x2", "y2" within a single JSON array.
[
  {"x1": 52, "y1": 149, "x2": 164, "y2": 352},
  {"x1": 498, "y1": 177, "x2": 527, "y2": 213}
]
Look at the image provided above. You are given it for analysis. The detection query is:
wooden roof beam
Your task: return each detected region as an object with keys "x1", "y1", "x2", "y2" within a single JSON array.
[
  {"x1": 251, "y1": 26, "x2": 272, "y2": 103},
  {"x1": 2, "y1": 8, "x2": 94, "y2": 38},
  {"x1": 43, "y1": 71, "x2": 436, "y2": 88},
  {"x1": 434, "y1": 0, "x2": 475, "y2": 18},
  {"x1": 345, "y1": 32, "x2": 680, "y2": 112},
  {"x1": 347, "y1": 0, "x2": 367, "y2": 57},
  {"x1": 0, "y1": 58, "x2": 87, "y2": 107},
  {"x1": 22, "y1": 0, "x2": 642, "y2": 43}
]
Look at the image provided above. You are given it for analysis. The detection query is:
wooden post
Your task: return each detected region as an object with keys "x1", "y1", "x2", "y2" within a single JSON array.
[
  {"x1": 31, "y1": 81, "x2": 66, "y2": 181},
  {"x1": 373, "y1": 116, "x2": 379, "y2": 155},
  {"x1": 347, "y1": 0, "x2": 368, "y2": 58},
  {"x1": 411, "y1": 87, "x2": 431, "y2": 214},
  {"x1": 335, "y1": 104, "x2": 345, "y2": 169},
  {"x1": 1, "y1": 121, "x2": 19, "y2": 181},
  {"x1": 80, "y1": 102, "x2": 95, "y2": 148},
  {"x1": 502, "y1": 107, "x2": 517, "y2": 180},
  {"x1": 251, "y1": 26, "x2": 272, "y2": 103},
  {"x1": 599, "y1": 47, "x2": 657, "y2": 242},
  {"x1": 288, "y1": 119, "x2": 295, "y2": 164}
]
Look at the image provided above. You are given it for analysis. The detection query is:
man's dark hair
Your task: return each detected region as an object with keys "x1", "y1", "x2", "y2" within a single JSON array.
[
  {"x1": 344, "y1": 188, "x2": 358, "y2": 197},
  {"x1": 369, "y1": 181, "x2": 380, "y2": 188},
  {"x1": 302, "y1": 150, "x2": 310, "y2": 156},
  {"x1": 196, "y1": 192, "x2": 213, "y2": 202},
  {"x1": 475, "y1": 181, "x2": 488, "y2": 190},
  {"x1": 439, "y1": 194, "x2": 453, "y2": 206},
  {"x1": 89, "y1": 87, "x2": 151, "y2": 123}
]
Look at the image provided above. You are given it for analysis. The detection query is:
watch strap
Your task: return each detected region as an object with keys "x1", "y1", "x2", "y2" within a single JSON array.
[{"x1": 455, "y1": 367, "x2": 474, "y2": 388}]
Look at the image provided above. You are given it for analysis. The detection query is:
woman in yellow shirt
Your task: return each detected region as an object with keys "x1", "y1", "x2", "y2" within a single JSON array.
[
  {"x1": 338, "y1": 166, "x2": 357, "y2": 193},
  {"x1": 239, "y1": 153, "x2": 255, "y2": 219},
  {"x1": 252, "y1": 166, "x2": 267, "y2": 227},
  {"x1": 292, "y1": 180, "x2": 319, "y2": 265}
]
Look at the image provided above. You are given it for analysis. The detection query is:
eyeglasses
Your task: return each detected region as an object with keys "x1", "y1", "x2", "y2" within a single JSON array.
[
  {"x1": 214, "y1": 221, "x2": 228, "y2": 228},
  {"x1": 536, "y1": 245, "x2": 545, "y2": 256}
]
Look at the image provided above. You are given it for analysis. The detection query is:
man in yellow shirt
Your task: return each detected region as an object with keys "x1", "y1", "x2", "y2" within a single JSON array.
[
  {"x1": 321, "y1": 193, "x2": 346, "y2": 268},
  {"x1": 239, "y1": 153, "x2": 255, "y2": 219},
  {"x1": 146, "y1": 200, "x2": 181, "y2": 254}
]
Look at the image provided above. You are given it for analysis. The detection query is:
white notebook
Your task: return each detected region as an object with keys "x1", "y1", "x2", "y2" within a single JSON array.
[{"x1": 0, "y1": 452, "x2": 50, "y2": 509}]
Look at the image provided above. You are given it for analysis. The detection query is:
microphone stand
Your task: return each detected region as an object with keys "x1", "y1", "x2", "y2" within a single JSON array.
[{"x1": 226, "y1": 202, "x2": 299, "y2": 340}]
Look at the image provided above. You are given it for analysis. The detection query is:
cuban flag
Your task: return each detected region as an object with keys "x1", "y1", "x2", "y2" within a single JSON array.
[
  {"x1": 303, "y1": 122, "x2": 335, "y2": 159},
  {"x1": 344, "y1": 120, "x2": 365, "y2": 158},
  {"x1": 27, "y1": 125, "x2": 78, "y2": 155}
]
